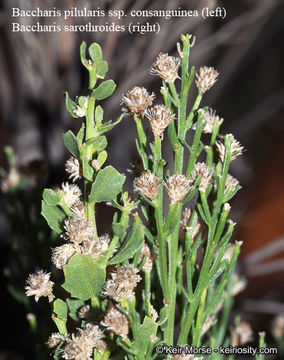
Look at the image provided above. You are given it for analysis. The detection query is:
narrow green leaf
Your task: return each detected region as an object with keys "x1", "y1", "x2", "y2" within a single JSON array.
[
  {"x1": 92, "y1": 80, "x2": 116, "y2": 101},
  {"x1": 41, "y1": 200, "x2": 66, "y2": 234},
  {"x1": 112, "y1": 222, "x2": 127, "y2": 240},
  {"x1": 108, "y1": 222, "x2": 144, "y2": 265},
  {"x1": 89, "y1": 166, "x2": 125, "y2": 203},
  {"x1": 139, "y1": 316, "x2": 158, "y2": 355},
  {"x1": 65, "y1": 92, "x2": 79, "y2": 119},
  {"x1": 53, "y1": 299, "x2": 68, "y2": 321},
  {"x1": 43, "y1": 189, "x2": 61, "y2": 206},
  {"x1": 63, "y1": 130, "x2": 80, "y2": 158},
  {"x1": 62, "y1": 254, "x2": 106, "y2": 300}
]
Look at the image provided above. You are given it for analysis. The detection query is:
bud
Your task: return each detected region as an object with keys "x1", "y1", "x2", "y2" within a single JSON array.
[
  {"x1": 65, "y1": 156, "x2": 81, "y2": 182},
  {"x1": 74, "y1": 97, "x2": 88, "y2": 117}
]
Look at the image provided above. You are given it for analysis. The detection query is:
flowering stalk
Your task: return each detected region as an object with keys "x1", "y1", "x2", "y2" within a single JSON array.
[{"x1": 22, "y1": 34, "x2": 264, "y2": 360}]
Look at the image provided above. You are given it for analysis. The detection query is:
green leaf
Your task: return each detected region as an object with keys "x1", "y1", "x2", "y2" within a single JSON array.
[
  {"x1": 81, "y1": 156, "x2": 94, "y2": 181},
  {"x1": 66, "y1": 298, "x2": 85, "y2": 322},
  {"x1": 65, "y1": 92, "x2": 79, "y2": 119},
  {"x1": 95, "y1": 105, "x2": 104, "y2": 125},
  {"x1": 112, "y1": 222, "x2": 127, "y2": 240},
  {"x1": 80, "y1": 41, "x2": 88, "y2": 67},
  {"x1": 96, "y1": 60, "x2": 108, "y2": 78},
  {"x1": 97, "y1": 151, "x2": 107, "y2": 167},
  {"x1": 108, "y1": 222, "x2": 144, "y2": 265},
  {"x1": 43, "y1": 189, "x2": 61, "y2": 206},
  {"x1": 4, "y1": 146, "x2": 16, "y2": 168},
  {"x1": 53, "y1": 299, "x2": 68, "y2": 321},
  {"x1": 85, "y1": 136, "x2": 107, "y2": 153},
  {"x1": 76, "y1": 123, "x2": 85, "y2": 144},
  {"x1": 62, "y1": 254, "x2": 106, "y2": 300},
  {"x1": 89, "y1": 43, "x2": 102, "y2": 63},
  {"x1": 41, "y1": 200, "x2": 66, "y2": 234},
  {"x1": 89, "y1": 165, "x2": 125, "y2": 203},
  {"x1": 63, "y1": 130, "x2": 80, "y2": 158},
  {"x1": 140, "y1": 316, "x2": 158, "y2": 355},
  {"x1": 92, "y1": 80, "x2": 116, "y2": 101}
]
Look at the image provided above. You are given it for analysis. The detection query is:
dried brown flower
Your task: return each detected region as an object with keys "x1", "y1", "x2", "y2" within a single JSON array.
[
  {"x1": 71, "y1": 200, "x2": 85, "y2": 218},
  {"x1": 103, "y1": 265, "x2": 141, "y2": 302},
  {"x1": 134, "y1": 172, "x2": 160, "y2": 200},
  {"x1": 180, "y1": 208, "x2": 192, "y2": 229},
  {"x1": 145, "y1": 105, "x2": 175, "y2": 138},
  {"x1": 78, "y1": 305, "x2": 93, "y2": 321},
  {"x1": 165, "y1": 174, "x2": 192, "y2": 204},
  {"x1": 231, "y1": 321, "x2": 253, "y2": 346},
  {"x1": 101, "y1": 307, "x2": 129, "y2": 340},
  {"x1": 225, "y1": 174, "x2": 240, "y2": 192},
  {"x1": 150, "y1": 52, "x2": 181, "y2": 83},
  {"x1": 59, "y1": 183, "x2": 82, "y2": 208},
  {"x1": 121, "y1": 87, "x2": 155, "y2": 115},
  {"x1": 198, "y1": 108, "x2": 223, "y2": 133},
  {"x1": 25, "y1": 270, "x2": 54, "y2": 302},
  {"x1": 65, "y1": 157, "x2": 81, "y2": 182},
  {"x1": 63, "y1": 216, "x2": 93, "y2": 244},
  {"x1": 82, "y1": 234, "x2": 110, "y2": 259},
  {"x1": 195, "y1": 66, "x2": 219, "y2": 93},
  {"x1": 62, "y1": 324, "x2": 105, "y2": 359},
  {"x1": 216, "y1": 134, "x2": 244, "y2": 162},
  {"x1": 51, "y1": 244, "x2": 78, "y2": 269},
  {"x1": 192, "y1": 162, "x2": 214, "y2": 192},
  {"x1": 47, "y1": 333, "x2": 69, "y2": 348}
]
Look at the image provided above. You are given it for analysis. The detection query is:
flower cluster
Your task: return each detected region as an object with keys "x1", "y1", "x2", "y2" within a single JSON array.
[
  {"x1": 122, "y1": 87, "x2": 155, "y2": 116},
  {"x1": 165, "y1": 174, "x2": 192, "y2": 204},
  {"x1": 150, "y1": 52, "x2": 181, "y2": 83},
  {"x1": 25, "y1": 270, "x2": 54, "y2": 302},
  {"x1": 195, "y1": 66, "x2": 219, "y2": 93},
  {"x1": 145, "y1": 104, "x2": 175, "y2": 138},
  {"x1": 134, "y1": 172, "x2": 160, "y2": 200}
]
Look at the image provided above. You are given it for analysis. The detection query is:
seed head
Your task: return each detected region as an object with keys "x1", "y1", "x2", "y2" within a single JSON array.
[
  {"x1": 138, "y1": 243, "x2": 153, "y2": 273},
  {"x1": 74, "y1": 97, "x2": 88, "y2": 117},
  {"x1": 59, "y1": 183, "x2": 81, "y2": 208},
  {"x1": 25, "y1": 270, "x2": 54, "y2": 302},
  {"x1": 121, "y1": 87, "x2": 155, "y2": 116},
  {"x1": 165, "y1": 174, "x2": 192, "y2": 204},
  {"x1": 71, "y1": 200, "x2": 85, "y2": 218},
  {"x1": 216, "y1": 134, "x2": 244, "y2": 162},
  {"x1": 150, "y1": 52, "x2": 181, "y2": 84},
  {"x1": 192, "y1": 162, "x2": 214, "y2": 192},
  {"x1": 82, "y1": 234, "x2": 110, "y2": 259},
  {"x1": 101, "y1": 307, "x2": 129, "y2": 341},
  {"x1": 145, "y1": 105, "x2": 175, "y2": 138},
  {"x1": 47, "y1": 333, "x2": 69, "y2": 348},
  {"x1": 51, "y1": 244, "x2": 78, "y2": 269},
  {"x1": 198, "y1": 108, "x2": 223, "y2": 133},
  {"x1": 231, "y1": 321, "x2": 253, "y2": 346},
  {"x1": 134, "y1": 172, "x2": 160, "y2": 200},
  {"x1": 103, "y1": 265, "x2": 141, "y2": 302},
  {"x1": 195, "y1": 66, "x2": 219, "y2": 93},
  {"x1": 65, "y1": 157, "x2": 81, "y2": 182},
  {"x1": 63, "y1": 216, "x2": 94, "y2": 244}
]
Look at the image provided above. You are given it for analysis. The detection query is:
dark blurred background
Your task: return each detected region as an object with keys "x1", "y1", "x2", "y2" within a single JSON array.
[{"x1": 1, "y1": 0, "x2": 284, "y2": 358}]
